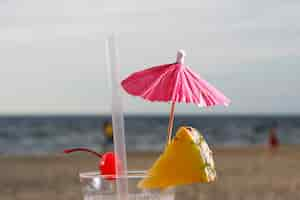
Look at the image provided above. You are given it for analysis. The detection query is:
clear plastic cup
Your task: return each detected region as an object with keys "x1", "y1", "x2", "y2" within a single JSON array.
[{"x1": 79, "y1": 171, "x2": 175, "y2": 200}]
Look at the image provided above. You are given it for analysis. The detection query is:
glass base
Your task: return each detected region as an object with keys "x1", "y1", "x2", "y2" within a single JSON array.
[{"x1": 80, "y1": 171, "x2": 175, "y2": 200}]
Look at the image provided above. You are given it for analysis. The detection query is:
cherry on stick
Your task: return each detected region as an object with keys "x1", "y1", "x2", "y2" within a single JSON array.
[{"x1": 64, "y1": 148, "x2": 119, "y2": 180}]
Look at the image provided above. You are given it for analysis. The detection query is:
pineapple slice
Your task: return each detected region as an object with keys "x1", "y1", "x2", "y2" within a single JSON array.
[{"x1": 138, "y1": 126, "x2": 216, "y2": 189}]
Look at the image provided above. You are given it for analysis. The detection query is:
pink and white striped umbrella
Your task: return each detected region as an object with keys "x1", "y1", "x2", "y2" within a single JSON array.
[{"x1": 121, "y1": 50, "x2": 230, "y2": 143}]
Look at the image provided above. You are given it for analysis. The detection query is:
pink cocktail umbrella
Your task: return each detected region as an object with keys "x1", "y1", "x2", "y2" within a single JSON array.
[{"x1": 121, "y1": 50, "x2": 231, "y2": 144}]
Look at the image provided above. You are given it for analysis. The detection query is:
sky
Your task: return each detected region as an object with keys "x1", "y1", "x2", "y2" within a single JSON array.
[{"x1": 0, "y1": 0, "x2": 300, "y2": 115}]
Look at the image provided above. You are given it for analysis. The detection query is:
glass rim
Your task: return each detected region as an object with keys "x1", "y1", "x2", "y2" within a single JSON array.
[{"x1": 79, "y1": 170, "x2": 147, "y2": 179}]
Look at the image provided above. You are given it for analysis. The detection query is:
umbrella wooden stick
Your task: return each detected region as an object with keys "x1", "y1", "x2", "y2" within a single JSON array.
[
  {"x1": 167, "y1": 102, "x2": 176, "y2": 144},
  {"x1": 167, "y1": 50, "x2": 184, "y2": 144}
]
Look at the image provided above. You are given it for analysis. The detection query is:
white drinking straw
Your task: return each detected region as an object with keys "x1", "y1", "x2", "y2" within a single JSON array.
[{"x1": 106, "y1": 34, "x2": 129, "y2": 200}]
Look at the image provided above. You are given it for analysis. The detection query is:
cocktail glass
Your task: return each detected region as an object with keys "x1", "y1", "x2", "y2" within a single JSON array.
[{"x1": 80, "y1": 171, "x2": 174, "y2": 200}]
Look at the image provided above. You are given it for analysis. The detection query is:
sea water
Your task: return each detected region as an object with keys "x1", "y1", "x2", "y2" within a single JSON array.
[{"x1": 0, "y1": 115, "x2": 299, "y2": 154}]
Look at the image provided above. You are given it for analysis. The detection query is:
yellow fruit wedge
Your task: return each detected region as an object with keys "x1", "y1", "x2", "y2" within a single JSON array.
[{"x1": 138, "y1": 126, "x2": 216, "y2": 189}]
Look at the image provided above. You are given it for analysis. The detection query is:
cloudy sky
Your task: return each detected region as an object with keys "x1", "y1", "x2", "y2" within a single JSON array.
[{"x1": 0, "y1": 0, "x2": 300, "y2": 115}]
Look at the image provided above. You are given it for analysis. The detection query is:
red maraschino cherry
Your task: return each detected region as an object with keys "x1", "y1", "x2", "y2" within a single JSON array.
[{"x1": 64, "y1": 148, "x2": 119, "y2": 180}]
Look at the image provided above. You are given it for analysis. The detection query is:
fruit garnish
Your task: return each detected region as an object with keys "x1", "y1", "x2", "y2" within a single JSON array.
[
  {"x1": 138, "y1": 126, "x2": 216, "y2": 189},
  {"x1": 64, "y1": 148, "x2": 119, "y2": 180},
  {"x1": 99, "y1": 152, "x2": 117, "y2": 180}
]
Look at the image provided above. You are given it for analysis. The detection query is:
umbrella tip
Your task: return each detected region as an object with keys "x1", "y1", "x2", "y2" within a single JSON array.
[{"x1": 176, "y1": 50, "x2": 186, "y2": 64}]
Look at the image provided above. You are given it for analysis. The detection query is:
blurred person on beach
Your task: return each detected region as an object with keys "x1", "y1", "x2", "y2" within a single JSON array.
[
  {"x1": 102, "y1": 120, "x2": 114, "y2": 149},
  {"x1": 268, "y1": 122, "x2": 280, "y2": 153}
]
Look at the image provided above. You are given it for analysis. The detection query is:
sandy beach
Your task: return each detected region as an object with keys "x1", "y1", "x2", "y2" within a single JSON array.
[{"x1": 1, "y1": 146, "x2": 300, "y2": 200}]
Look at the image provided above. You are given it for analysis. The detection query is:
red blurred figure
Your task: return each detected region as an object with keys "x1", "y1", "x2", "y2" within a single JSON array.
[{"x1": 268, "y1": 127, "x2": 279, "y2": 150}]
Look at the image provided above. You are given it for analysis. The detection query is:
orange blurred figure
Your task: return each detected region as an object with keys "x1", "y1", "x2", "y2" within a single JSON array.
[{"x1": 103, "y1": 120, "x2": 113, "y2": 144}]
